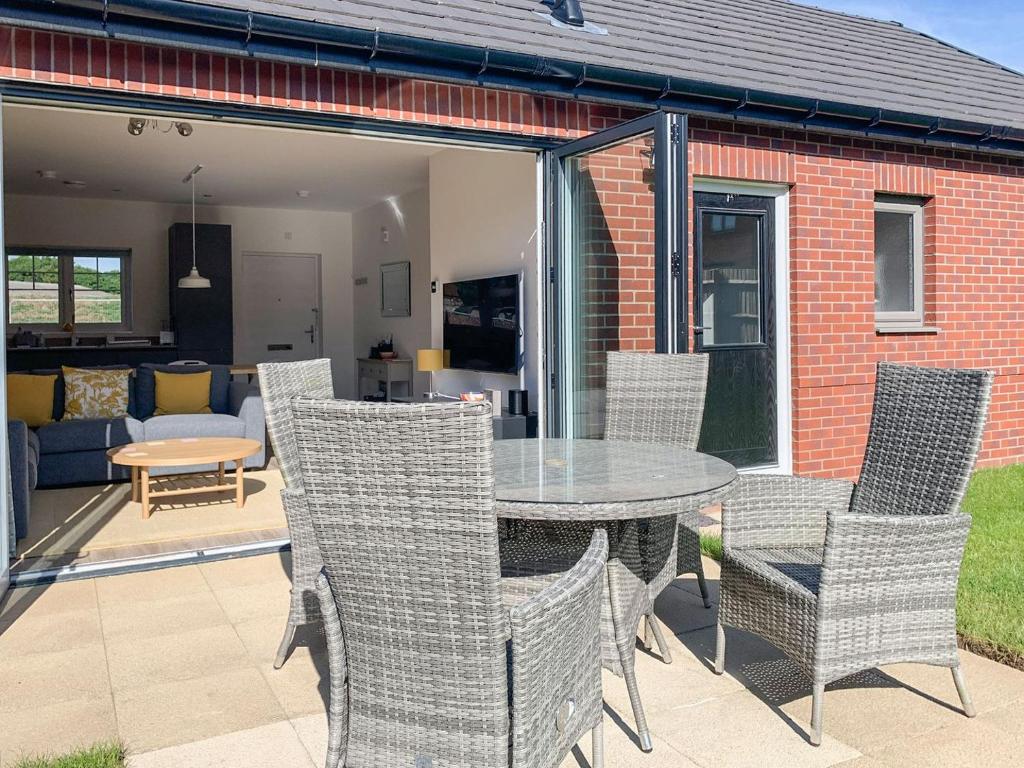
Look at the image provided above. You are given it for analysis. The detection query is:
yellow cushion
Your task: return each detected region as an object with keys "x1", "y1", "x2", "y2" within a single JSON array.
[
  {"x1": 154, "y1": 370, "x2": 212, "y2": 415},
  {"x1": 62, "y1": 366, "x2": 132, "y2": 420},
  {"x1": 7, "y1": 373, "x2": 57, "y2": 427}
]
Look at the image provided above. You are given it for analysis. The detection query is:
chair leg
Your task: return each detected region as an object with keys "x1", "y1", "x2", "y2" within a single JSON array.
[
  {"x1": 273, "y1": 623, "x2": 297, "y2": 670},
  {"x1": 641, "y1": 615, "x2": 653, "y2": 651},
  {"x1": 621, "y1": 656, "x2": 653, "y2": 752},
  {"x1": 646, "y1": 612, "x2": 673, "y2": 665},
  {"x1": 695, "y1": 565, "x2": 712, "y2": 609},
  {"x1": 714, "y1": 621, "x2": 725, "y2": 675},
  {"x1": 810, "y1": 682, "x2": 825, "y2": 746},
  {"x1": 591, "y1": 717, "x2": 604, "y2": 768},
  {"x1": 952, "y1": 665, "x2": 977, "y2": 718}
]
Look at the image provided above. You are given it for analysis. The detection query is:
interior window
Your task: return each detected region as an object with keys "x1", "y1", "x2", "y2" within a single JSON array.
[{"x1": 6, "y1": 248, "x2": 131, "y2": 330}]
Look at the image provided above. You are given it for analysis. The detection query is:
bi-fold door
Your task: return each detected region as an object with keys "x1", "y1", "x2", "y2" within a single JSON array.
[
  {"x1": 0, "y1": 93, "x2": 11, "y2": 601},
  {"x1": 547, "y1": 111, "x2": 688, "y2": 438}
]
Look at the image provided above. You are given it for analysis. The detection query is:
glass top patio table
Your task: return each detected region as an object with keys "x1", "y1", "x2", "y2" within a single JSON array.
[{"x1": 494, "y1": 438, "x2": 736, "y2": 517}]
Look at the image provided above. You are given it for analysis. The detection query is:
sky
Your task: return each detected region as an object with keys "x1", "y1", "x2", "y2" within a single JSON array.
[{"x1": 793, "y1": 1, "x2": 1024, "y2": 73}]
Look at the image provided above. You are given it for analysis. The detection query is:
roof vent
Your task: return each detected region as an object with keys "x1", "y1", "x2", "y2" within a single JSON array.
[
  {"x1": 537, "y1": 0, "x2": 608, "y2": 35},
  {"x1": 549, "y1": 0, "x2": 585, "y2": 27}
]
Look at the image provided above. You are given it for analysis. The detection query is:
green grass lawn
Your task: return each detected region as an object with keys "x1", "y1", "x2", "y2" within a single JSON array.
[
  {"x1": 958, "y1": 464, "x2": 1024, "y2": 666},
  {"x1": 10, "y1": 742, "x2": 124, "y2": 768}
]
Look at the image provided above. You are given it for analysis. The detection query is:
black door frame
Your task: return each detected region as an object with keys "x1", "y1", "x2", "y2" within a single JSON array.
[
  {"x1": 692, "y1": 191, "x2": 779, "y2": 468},
  {"x1": 544, "y1": 111, "x2": 688, "y2": 437}
]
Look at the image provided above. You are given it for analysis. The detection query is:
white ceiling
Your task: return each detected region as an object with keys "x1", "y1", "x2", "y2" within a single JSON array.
[{"x1": 2, "y1": 105, "x2": 446, "y2": 212}]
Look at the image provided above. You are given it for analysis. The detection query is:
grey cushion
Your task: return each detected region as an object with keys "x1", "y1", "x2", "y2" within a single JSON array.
[
  {"x1": 38, "y1": 448, "x2": 132, "y2": 487},
  {"x1": 36, "y1": 417, "x2": 145, "y2": 455},
  {"x1": 136, "y1": 364, "x2": 231, "y2": 418},
  {"x1": 144, "y1": 413, "x2": 246, "y2": 441}
]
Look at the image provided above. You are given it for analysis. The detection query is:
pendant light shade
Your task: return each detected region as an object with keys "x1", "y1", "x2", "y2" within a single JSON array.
[
  {"x1": 178, "y1": 266, "x2": 211, "y2": 289},
  {"x1": 179, "y1": 164, "x2": 212, "y2": 289}
]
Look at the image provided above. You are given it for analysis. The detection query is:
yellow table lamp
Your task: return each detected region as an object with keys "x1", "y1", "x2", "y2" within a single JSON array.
[{"x1": 416, "y1": 348, "x2": 448, "y2": 400}]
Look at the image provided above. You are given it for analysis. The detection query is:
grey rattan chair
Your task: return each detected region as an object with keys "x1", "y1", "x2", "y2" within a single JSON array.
[
  {"x1": 716, "y1": 362, "x2": 993, "y2": 745},
  {"x1": 290, "y1": 398, "x2": 608, "y2": 768},
  {"x1": 256, "y1": 358, "x2": 335, "y2": 669},
  {"x1": 604, "y1": 351, "x2": 712, "y2": 663}
]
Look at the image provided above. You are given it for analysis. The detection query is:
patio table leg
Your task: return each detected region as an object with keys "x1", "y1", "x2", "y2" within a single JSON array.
[
  {"x1": 604, "y1": 519, "x2": 654, "y2": 752},
  {"x1": 235, "y1": 461, "x2": 245, "y2": 508},
  {"x1": 131, "y1": 465, "x2": 140, "y2": 503}
]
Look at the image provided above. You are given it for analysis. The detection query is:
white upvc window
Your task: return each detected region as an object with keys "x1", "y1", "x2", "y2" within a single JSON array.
[
  {"x1": 874, "y1": 201, "x2": 924, "y2": 330},
  {"x1": 5, "y1": 247, "x2": 132, "y2": 333}
]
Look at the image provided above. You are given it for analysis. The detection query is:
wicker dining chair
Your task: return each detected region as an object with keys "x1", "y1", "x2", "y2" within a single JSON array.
[
  {"x1": 604, "y1": 351, "x2": 712, "y2": 663},
  {"x1": 256, "y1": 358, "x2": 335, "y2": 669},
  {"x1": 716, "y1": 362, "x2": 993, "y2": 745},
  {"x1": 290, "y1": 398, "x2": 608, "y2": 768}
]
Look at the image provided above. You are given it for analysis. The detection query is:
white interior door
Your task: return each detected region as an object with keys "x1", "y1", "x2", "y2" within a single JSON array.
[{"x1": 238, "y1": 252, "x2": 322, "y2": 363}]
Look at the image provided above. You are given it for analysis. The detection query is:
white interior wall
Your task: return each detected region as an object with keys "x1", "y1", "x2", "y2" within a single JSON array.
[
  {"x1": 3, "y1": 194, "x2": 356, "y2": 396},
  {"x1": 428, "y1": 149, "x2": 542, "y2": 412},
  {"x1": 351, "y1": 187, "x2": 431, "y2": 397}
]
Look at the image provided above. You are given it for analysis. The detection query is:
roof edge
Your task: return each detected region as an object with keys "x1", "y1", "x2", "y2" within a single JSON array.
[{"x1": 4, "y1": 0, "x2": 1024, "y2": 156}]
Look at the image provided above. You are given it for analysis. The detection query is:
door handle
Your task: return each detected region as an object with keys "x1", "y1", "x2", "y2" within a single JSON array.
[
  {"x1": 304, "y1": 325, "x2": 315, "y2": 344},
  {"x1": 692, "y1": 325, "x2": 711, "y2": 333}
]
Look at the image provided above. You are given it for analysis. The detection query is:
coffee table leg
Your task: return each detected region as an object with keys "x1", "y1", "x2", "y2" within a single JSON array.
[
  {"x1": 218, "y1": 461, "x2": 225, "y2": 485},
  {"x1": 131, "y1": 466, "x2": 140, "y2": 503},
  {"x1": 235, "y1": 462, "x2": 244, "y2": 508},
  {"x1": 140, "y1": 467, "x2": 151, "y2": 519}
]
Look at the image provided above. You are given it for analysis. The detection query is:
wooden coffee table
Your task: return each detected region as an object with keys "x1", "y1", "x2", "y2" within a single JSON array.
[{"x1": 107, "y1": 437, "x2": 262, "y2": 518}]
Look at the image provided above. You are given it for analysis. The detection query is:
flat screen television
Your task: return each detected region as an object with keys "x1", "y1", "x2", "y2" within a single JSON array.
[{"x1": 443, "y1": 274, "x2": 521, "y2": 374}]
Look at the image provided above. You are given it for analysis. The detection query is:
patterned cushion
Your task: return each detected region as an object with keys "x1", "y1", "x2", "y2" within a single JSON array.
[{"x1": 61, "y1": 366, "x2": 132, "y2": 420}]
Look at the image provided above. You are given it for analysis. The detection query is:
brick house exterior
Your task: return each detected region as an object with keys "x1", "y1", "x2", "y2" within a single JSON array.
[{"x1": 0, "y1": 24, "x2": 1021, "y2": 479}]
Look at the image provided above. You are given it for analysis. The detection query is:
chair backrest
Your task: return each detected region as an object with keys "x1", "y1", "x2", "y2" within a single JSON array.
[
  {"x1": 604, "y1": 351, "x2": 710, "y2": 449},
  {"x1": 851, "y1": 362, "x2": 993, "y2": 516},
  {"x1": 290, "y1": 398, "x2": 510, "y2": 766},
  {"x1": 256, "y1": 359, "x2": 333, "y2": 488}
]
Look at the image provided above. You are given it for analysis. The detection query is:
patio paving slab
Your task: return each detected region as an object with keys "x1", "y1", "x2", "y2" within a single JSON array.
[
  {"x1": 98, "y1": 589, "x2": 230, "y2": 641},
  {"x1": 0, "y1": 576, "x2": 97, "y2": 621},
  {"x1": 105, "y1": 624, "x2": 252, "y2": 692},
  {"x1": 114, "y1": 667, "x2": 286, "y2": 753},
  {"x1": 127, "y1": 720, "x2": 316, "y2": 768},
  {"x1": 94, "y1": 563, "x2": 210, "y2": 606},
  {"x1": 0, "y1": 643, "x2": 111, "y2": 713}
]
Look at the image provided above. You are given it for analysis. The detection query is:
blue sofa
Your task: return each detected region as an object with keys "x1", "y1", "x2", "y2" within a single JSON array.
[{"x1": 7, "y1": 363, "x2": 265, "y2": 540}]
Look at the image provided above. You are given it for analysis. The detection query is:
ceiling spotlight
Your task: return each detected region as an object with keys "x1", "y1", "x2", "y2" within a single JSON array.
[
  {"x1": 127, "y1": 117, "x2": 147, "y2": 136},
  {"x1": 63, "y1": 180, "x2": 87, "y2": 189},
  {"x1": 296, "y1": 190, "x2": 311, "y2": 199},
  {"x1": 176, "y1": 122, "x2": 193, "y2": 137},
  {"x1": 37, "y1": 170, "x2": 58, "y2": 181}
]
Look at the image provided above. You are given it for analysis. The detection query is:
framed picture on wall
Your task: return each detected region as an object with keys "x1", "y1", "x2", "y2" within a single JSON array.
[{"x1": 381, "y1": 261, "x2": 411, "y2": 317}]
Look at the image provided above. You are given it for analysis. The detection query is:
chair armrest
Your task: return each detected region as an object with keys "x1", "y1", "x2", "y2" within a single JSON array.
[
  {"x1": 816, "y1": 512, "x2": 971, "y2": 678},
  {"x1": 722, "y1": 474, "x2": 855, "y2": 551},
  {"x1": 315, "y1": 568, "x2": 349, "y2": 768},
  {"x1": 508, "y1": 528, "x2": 607, "y2": 768},
  {"x1": 821, "y1": 511, "x2": 971, "y2": 599}
]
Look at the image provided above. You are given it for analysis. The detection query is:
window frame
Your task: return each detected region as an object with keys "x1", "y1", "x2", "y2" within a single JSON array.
[
  {"x1": 873, "y1": 200, "x2": 924, "y2": 330},
  {"x1": 5, "y1": 246, "x2": 133, "y2": 333}
]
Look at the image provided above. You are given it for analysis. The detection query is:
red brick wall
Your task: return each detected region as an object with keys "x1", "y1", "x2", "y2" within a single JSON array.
[
  {"x1": 690, "y1": 117, "x2": 1024, "y2": 477},
  {"x1": 571, "y1": 136, "x2": 657, "y2": 431},
  {"x1": 1, "y1": 25, "x2": 1020, "y2": 477}
]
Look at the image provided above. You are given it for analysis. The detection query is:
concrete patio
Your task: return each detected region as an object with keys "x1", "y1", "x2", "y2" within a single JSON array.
[{"x1": 1, "y1": 553, "x2": 1022, "y2": 767}]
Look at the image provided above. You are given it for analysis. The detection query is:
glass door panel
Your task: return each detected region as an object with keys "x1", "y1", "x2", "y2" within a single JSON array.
[
  {"x1": 693, "y1": 192, "x2": 777, "y2": 468},
  {"x1": 550, "y1": 113, "x2": 684, "y2": 438}
]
